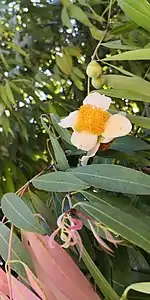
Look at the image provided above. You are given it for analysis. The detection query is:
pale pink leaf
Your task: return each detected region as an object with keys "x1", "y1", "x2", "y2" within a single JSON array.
[
  {"x1": 11, "y1": 276, "x2": 41, "y2": 300},
  {"x1": 0, "y1": 268, "x2": 9, "y2": 296},
  {"x1": 23, "y1": 232, "x2": 100, "y2": 300},
  {"x1": 24, "y1": 265, "x2": 47, "y2": 300}
]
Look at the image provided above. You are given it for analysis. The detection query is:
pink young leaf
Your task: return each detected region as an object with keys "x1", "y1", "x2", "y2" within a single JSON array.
[
  {"x1": 11, "y1": 276, "x2": 41, "y2": 300},
  {"x1": 0, "y1": 268, "x2": 9, "y2": 296},
  {"x1": 88, "y1": 221, "x2": 113, "y2": 254},
  {"x1": 23, "y1": 232, "x2": 100, "y2": 300},
  {"x1": 0, "y1": 292, "x2": 10, "y2": 299},
  {"x1": 24, "y1": 265, "x2": 47, "y2": 300}
]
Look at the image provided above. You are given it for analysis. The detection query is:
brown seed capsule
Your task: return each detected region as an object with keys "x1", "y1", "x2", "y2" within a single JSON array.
[{"x1": 86, "y1": 61, "x2": 102, "y2": 78}]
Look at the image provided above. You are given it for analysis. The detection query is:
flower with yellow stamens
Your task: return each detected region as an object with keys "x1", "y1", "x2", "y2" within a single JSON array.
[{"x1": 59, "y1": 92, "x2": 132, "y2": 165}]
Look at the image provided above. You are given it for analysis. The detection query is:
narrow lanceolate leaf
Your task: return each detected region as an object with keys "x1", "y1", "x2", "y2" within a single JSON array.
[
  {"x1": 103, "y1": 75, "x2": 150, "y2": 98},
  {"x1": 0, "y1": 222, "x2": 34, "y2": 278},
  {"x1": 127, "y1": 114, "x2": 150, "y2": 129},
  {"x1": 99, "y1": 88, "x2": 150, "y2": 103},
  {"x1": 50, "y1": 114, "x2": 71, "y2": 144},
  {"x1": 50, "y1": 135, "x2": 69, "y2": 170},
  {"x1": 61, "y1": 6, "x2": 73, "y2": 29},
  {"x1": 32, "y1": 171, "x2": 89, "y2": 192},
  {"x1": 103, "y1": 48, "x2": 150, "y2": 61},
  {"x1": 76, "y1": 191, "x2": 150, "y2": 253},
  {"x1": 82, "y1": 246, "x2": 120, "y2": 300},
  {"x1": 1, "y1": 193, "x2": 45, "y2": 234},
  {"x1": 117, "y1": 0, "x2": 150, "y2": 32},
  {"x1": 69, "y1": 164, "x2": 150, "y2": 194}
]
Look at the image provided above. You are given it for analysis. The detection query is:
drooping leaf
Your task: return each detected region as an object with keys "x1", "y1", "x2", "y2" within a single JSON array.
[
  {"x1": 1, "y1": 193, "x2": 45, "y2": 234},
  {"x1": 0, "y1": 222, "x2": 34, "y2": 278}
]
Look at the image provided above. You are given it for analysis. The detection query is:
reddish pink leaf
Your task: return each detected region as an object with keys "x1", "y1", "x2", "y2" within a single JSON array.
[
  {"x1": 0, "y1": 268, "x2": 9, "y2": 296},
  {"x1": 23, "y1": 232, "x2": 100, "y2": 300}
]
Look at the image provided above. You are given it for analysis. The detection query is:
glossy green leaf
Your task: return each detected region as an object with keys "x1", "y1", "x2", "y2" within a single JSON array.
[
  {"x1": 69, "y1": 164, "x2": 150, "y2": 194},
  {"x1": 99, "y1": 88, "x2": 150, "y2": 102},
  {"x1": 50, "y1": 114, "x2": 71, "y2": 144},
  {"x1": 118, "y1": 0, "x2": 150, "y2": 31},
  {"x1": 56, "y1": 53, "x2": 72, "y2": 75},
  {"x1": 1, "y1": 193, "x2": 45, "y2": 234},
  {"x1": 103, "y1": 75, "x2": 150, "y2": 97},
  {"x1": 32, "y1": 171, "x2": 89, "y2": 192},
  {"x1": 110, "y1": 136, "x2": 150, "y2": 152},
  {"x1": 0, "y1": 222, "x2": 34, "y2": 278},
  {"x1": 82, "y1": 246, "x2": 120, "y2": 300},
  {"x1": 103, "y1": 48, "x2": 150, "y2": 61},
  {"x1": 76, "y1": 190, "x2": 150, "y2": 253}
]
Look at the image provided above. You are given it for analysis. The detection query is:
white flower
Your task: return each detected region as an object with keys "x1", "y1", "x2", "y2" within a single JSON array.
[{"x1": 59, "y1": 92, "x2": 132, "y2": 165}]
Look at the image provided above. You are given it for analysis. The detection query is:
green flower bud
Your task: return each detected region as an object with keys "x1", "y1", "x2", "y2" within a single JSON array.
[{"x1": 86, "y1": 61, "x2": 102, "y2": 78}]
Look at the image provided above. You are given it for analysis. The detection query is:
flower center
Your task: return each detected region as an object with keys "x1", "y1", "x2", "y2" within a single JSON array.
[{"x1": 74, "y1": 104, "x2": 110, "y2": 135}]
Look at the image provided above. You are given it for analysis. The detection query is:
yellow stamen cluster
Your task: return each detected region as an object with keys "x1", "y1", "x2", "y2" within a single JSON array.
[{"x1": 74, "y1": 104, "x2": 110, "y2": 135}]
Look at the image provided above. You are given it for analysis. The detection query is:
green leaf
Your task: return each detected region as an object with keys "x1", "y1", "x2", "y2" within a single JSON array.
[
  {"x1": 56, "y1": 53, "x2": 72, "y2": 75},
  {"x1": 0, "y1": 222, "x2": 34, "y2": 278},
  {"x1": 40, "y1": 115, "x2": 55, "y2": 138},
  {"x1": 50, "y1": 134, "x2": 69, "y2": 171},
  {"x1": 8, "y1": 42, "x2": 28, "y2": 56},
  {"x1": 117, "y1": 0, "x2": 150, "y2": 32},
  {"x1": 32, "y1": 171, "x2": 89, "y2": 192},
  {"x1": 68, "y1": 4, "x2": 92, "y2": 26},
  {"x1": 69, "y1": 164, "x2": 150, "y2": 194},
  {"x1": 110, "y1": 136, "x2": 150, "y2": 152},
  {"x1": 82, "y1": 246, "x2": 120, "y2": 300},
  {"x1": 103, "y1": 48, "x2": 150, "y2": 61},
  {"x1": 76, "y1": 190, "x2": 150, "y2": 253},
  {"x1": 127, "y1": 114, "x2": 150, "y2": 129},
  {"x1": 61, "y1": 6, "x2": 73, "y2": 29},
  {"x1": 50, "y1": 113, "x2": 71, "y2": 144},
  {"x1": 101, "y1": 40, "x2": 137, "y2": 50},
  {"x1": 99, "y1": 88, "x2": 150, "y2": 102},
  {"x1": 1, "y1": 193, "x2": 45, "y2": 234},
  {"x1": 103, "y1": 75, "x2": 150, "y2": 98},
  {"x1": 73, "y1": 67, "x2": 85, "y2": 79},
  {"x1": 122, "y1": 282, "x2": 150, "y2": 299},
  {"x1": 5, "y1": 82, "x2": 16, "y2": 105},
  {"x1": 90, "y1": 27, "x2": 104, "y2": 40}
]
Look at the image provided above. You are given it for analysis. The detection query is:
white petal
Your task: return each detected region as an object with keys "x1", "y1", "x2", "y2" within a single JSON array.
[
  {"x1": 83, "y1": 92, "x2": 112, "y2": 110},
  {"x1": 71, "y1": 131, "x2": 98, "y2": 151},
  {"x1": 102, "y1": 113, "x2": 132, "y2": 140},
  {"x1": 80, "y1": 142, "x2": 100, "y2": 166},
  {"x1": 59, "y1": 111, "x2": 78, "y2": 128}
]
